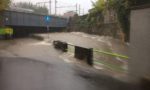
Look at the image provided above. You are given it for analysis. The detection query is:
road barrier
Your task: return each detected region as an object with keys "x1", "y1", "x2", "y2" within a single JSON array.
[
  {"x1": 93, "y1": 49, "x2": 129, "y2": 72},
  {"x1": 74, "y1": 46, "x2": 93, "y2": 65},
  {"x1": 53, "y1": 40, "x2": 129, "y2": 71},
  {"x1": 53, "y1": 41, "x2": 68, "y2": 52},
  {"x1": 94, "y1": 49, "x2": 129, "y2": 59}
]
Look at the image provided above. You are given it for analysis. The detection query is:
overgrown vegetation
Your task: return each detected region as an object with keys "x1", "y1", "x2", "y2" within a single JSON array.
[
  {"x1": 0, "y1": 0, "x2": 10, "y2": 11},
  {"x1": 0, "y1": 0, "x2": 10, "y2": 26},
  {"x1": 71, "y1": 0, "x2": 150, "y2": 42},
  {"x1": 108, "y1": 0, "x2": 150, "y2": 42}
]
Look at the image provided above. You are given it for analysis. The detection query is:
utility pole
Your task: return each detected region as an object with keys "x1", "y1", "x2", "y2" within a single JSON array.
[
  {"x1": 76, "y1": 3, "x2": 78, "y2": 14},
  {"x1": 79, "y1": 4, "x2": 81, "y2": 15},
  {"x1": 55, "y1": 0, "x2": 57, "y2": 15},
  {"x1": 83, "y1": 9, "x2": 84, "y2": 15},
  {"x1": 49, "y1": 0, "x2": 51, "y2": 15}
]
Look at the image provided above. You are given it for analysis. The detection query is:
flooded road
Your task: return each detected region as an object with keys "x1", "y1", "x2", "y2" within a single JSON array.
[
  {"x1": 0, "y1": 32, "x2": 136, "y2": 90},
  {"x1": 40, "y1": 32, "x2": 129, "y2": 77}
]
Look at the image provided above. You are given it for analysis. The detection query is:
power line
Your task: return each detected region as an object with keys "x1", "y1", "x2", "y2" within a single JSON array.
[
  {"x1": 57, "y1": 5, "x2": 76, "y2": 8},
  {"x1": 36, "y1": 2, "x2": 49, "y2": 5},
  {"x1": 76, "y1": 3, "x2": 78, "y2": 14},
  {"x1": 36, "y1": 0, "x2": 84, "y2": 16}
]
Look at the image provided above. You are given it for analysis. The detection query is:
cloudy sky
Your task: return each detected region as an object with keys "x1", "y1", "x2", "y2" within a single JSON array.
[{"x1": 12, "y1": 0, "x2": 96, "y2": 15}]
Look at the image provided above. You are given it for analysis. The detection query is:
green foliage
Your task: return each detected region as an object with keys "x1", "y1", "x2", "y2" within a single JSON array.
[
  {"x1": 0, "y1": 0, "x2": 10, "y2": 26},
  {"x1": 15, "y1": 2, "x2": 49, "y2": 15},
  {"x1": 106, "y1": 0, "x2": 130, "y2": 41},
  {"x1": 0, "y1": 0, "x2": 10, "y2": 11},
  {"x1": 73, "y1": 0, "x2": 150, "y2": 41},
  {"x1": 94, "y1": 0, "x2": 150, "y2": 42},
  {"x1": 94, "y1": 0, "x2": 105, "y2": 11},
  {"x1": 107, "y1": 0, "x2": 150, "y2": 41}
]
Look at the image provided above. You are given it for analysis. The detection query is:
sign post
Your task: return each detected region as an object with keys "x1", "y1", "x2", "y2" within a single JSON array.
[{"x1": 44, "y1": 16, "x2": 51, "y2": 39}]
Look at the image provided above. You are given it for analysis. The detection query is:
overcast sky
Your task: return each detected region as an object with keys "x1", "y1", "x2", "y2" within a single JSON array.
[{"x1": 12, "y1": 0, "x2": 96, "y2": 15}]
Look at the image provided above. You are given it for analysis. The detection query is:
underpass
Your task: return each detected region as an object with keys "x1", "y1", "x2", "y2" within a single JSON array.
[
  {"x1": 1, "y1": 10, "x2": 68, "y2": 37},
  {"x1": 0, "y1": 32, "x2": 138, "y2": 90}
]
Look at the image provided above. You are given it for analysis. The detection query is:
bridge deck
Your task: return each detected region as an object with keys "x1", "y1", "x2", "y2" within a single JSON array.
[{"x1": 2, "y1": 10, "x2": 68, "y2": 28}]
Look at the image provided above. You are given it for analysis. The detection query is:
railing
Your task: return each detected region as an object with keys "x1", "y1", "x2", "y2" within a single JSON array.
[
  {"x1": 53, "y1": 40, "x2": 129, "y2": 73},
  {"x1": 93, "y1": 49, "x2": 128, "y2": 73}
]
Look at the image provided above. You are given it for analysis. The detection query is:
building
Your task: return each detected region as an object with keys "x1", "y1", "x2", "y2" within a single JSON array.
[{"x1": 63, "y1": 11, "x2": 77, "y2": 18}]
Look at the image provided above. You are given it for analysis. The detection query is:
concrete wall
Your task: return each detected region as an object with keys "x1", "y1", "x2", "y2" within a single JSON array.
[{"x1": 129, "y1": 6, "x2": 150, "y2": 83}]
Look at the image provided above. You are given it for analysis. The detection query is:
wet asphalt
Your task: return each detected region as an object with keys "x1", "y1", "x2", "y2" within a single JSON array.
[{"x1": 0, "y1": 33, "x2": 139, "y2": 90}]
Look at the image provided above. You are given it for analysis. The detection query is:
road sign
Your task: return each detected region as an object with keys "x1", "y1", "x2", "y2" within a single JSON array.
[
  {"x1": 44, "y1": 16, "x2": 51, "y2": 39},
  {"x1": 45, "y1": 16, "x2": 51, "y2": 22}
]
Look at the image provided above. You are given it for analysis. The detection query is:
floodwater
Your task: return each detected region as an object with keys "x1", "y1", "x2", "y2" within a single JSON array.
[{"x1": 0, "y1": 32, "x2": 137, "y2": 90}]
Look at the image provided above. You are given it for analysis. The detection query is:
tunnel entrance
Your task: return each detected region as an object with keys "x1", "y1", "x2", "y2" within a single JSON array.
[{"x1": 7, "y1": 26, "x2": 66, "y2": 38}]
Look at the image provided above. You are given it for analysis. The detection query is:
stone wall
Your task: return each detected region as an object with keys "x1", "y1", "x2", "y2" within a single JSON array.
[{"x1": 68, "y1": 22, "x2": 123, "y2": 40}]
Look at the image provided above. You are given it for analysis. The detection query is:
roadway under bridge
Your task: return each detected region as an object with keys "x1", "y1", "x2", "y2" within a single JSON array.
[{"x1": 1, "y1": 10, "x2": 68, "y2": 37}]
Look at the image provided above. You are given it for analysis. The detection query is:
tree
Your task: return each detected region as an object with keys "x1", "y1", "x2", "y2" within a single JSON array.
[
  {"x1": 0, "y1": 0, "x2": 10, "y2": 11},
  {"x1": 107, "y1": 0, "x2": 150, "y2": 42},
  {"x1": 71, "y1": 0, "x2": 150, "y2": 42},
  {"x1": 15, "y1": 2, "x2": 49, "y2": 15},
  {"x1": 92, "y1": 0, "x2": 150, "y2": 42},
  {"x1": 0, "y1": 0, "x2": 10, "y2": 26}
]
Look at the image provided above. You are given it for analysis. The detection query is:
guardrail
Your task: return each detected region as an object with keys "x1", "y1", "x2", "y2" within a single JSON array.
[
  {"x1": 93, "y1": 48, "x2": 129, "y2": 72},
  {"x1": 53, "y1": 40, "x2": 129, "y2": 72},
  {"x1": 74, "y1": 46, "x2": 93, "y2": 65},
  {"x1": 94, "y1": 49, "x2": 129, "y2": 59}
]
